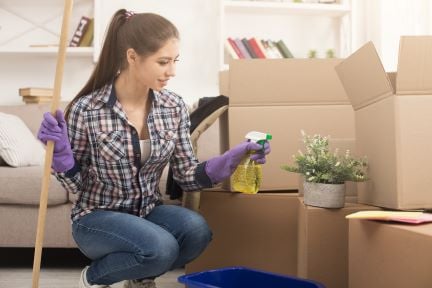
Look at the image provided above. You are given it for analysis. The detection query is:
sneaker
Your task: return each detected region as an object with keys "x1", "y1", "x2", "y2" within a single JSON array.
[
  {"x1": 123, "y1": 279, "x2": 157, "y2": 288},
  {"x1": 79, "y1": 266, "x2": 111, "y2": 288}
]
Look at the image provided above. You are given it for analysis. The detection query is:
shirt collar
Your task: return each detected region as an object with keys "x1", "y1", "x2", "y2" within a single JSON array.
[{"x1": 90, "y1": 82, "x2": 178, "y2": 109}]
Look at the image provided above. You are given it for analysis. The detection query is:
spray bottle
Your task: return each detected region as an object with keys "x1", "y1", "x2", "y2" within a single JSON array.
[{"x1": 231, "y1": 131, "x2": 272, "y2": 194}]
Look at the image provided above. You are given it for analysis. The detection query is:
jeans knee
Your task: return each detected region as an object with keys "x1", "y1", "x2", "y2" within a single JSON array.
[
  {"x1": 135, "y1": 235, "x2": 179, "y2": 274},
  {"x1": 179, "y1": 213, "x2": 212, "y2": 254},
  {"x1": 189, "y1": 213, "x2": 213, "y2": 245}
]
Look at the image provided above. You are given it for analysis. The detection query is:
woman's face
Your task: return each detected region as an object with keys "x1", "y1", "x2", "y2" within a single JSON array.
[{"x1": 133, "y1": 38, "x2": 179, "y2": 91}]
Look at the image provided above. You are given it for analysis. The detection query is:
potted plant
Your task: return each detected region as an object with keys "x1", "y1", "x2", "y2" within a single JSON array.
[{"x1": 281, "y1": 131, "x2": 367, "y2": 208}]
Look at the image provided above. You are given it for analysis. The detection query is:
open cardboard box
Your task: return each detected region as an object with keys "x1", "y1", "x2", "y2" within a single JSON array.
[
  {"x1": 220, "y1": 59, "x2": 356, "y2": 192},
  {"x1": 335, "y1": 36, "x2": 432, "y2": 210}
]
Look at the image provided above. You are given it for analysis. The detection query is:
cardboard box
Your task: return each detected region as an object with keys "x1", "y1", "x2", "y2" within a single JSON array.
[
  {"x1": 186, "y1": 191, "x2": 299, "y2": 276},
  {"x1": 227, "y1": 59, "x2": 349, "y2": 106},
  {"x1": 349, "y1": 219, "x2": 432, "y2": 288},
  {"x1": 219, "y1": 70, "x2": 229, "y2": 96},
  {"x1": 220, "y1": 59, "x2": 356, "y2": 191},
  {"x1": 221, "y1": 105, "x2": 355, "y2": 191},
  {"x1": 297, "y1": 198, "x2": 380, "y2": 288},
  {"x1": 335, "y1": 36, "x2": 432, "y2": 209}
]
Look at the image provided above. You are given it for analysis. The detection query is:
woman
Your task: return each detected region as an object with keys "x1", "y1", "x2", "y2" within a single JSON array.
[{"x1": 38, "y1": 9, "x2": 270, "y2": 288}]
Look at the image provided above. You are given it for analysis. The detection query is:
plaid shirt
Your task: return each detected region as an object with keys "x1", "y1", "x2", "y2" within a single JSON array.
[{"x1": 55, "y1": 83, "x2": 212, "y2": 221}]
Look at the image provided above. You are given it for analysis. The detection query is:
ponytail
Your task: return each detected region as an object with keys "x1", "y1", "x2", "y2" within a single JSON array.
[{"x1": 65, "y1": 9, "x2": 128, "y2": 119}]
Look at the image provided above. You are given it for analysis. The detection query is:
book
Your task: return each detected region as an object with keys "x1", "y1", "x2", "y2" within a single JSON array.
[
  {"x1": 346, "y1": 211, "x2": 432, "y2": 224},
  {"x1": 79, "y1": 18, "x2": 94, "y2": 47},
  {"x1": 22, "y1": 96, "x2": 52, "y2": 104},
  {"x1": 234, "y1": 38, "x2": 251, "y2": 59},
  {"x1": 226, "y1": 38, "x2": 242, "y2": 59},
  {"x1": 276, "y1": 40, "x2": 294, "y2": 58},
  {"x1": 261, "y1": 40, "x2": 276, "y2": 59},
  {"x1": 18, "y1": 87, "x2": 53, "y2": 97},
  {"x1": 248, "y1": 37, "x2": 266, "y2": 58},
  {"x1": 256, "y1": 39, "x2": 271, "y2": 58},
  {"x1": 241, "y1": 38, "x2": 257, "y2": 58},
  {"x1": 69, "y1": 16, "x2": 92, "y2": 47},
  {"x1": 268, "y1": 40, "x2": 283, "y2": 58}
]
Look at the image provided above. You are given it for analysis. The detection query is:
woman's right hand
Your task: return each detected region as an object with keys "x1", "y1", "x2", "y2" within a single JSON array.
[
  {"x1": 205, "y1": 140, "x2": 271, "y2": 184},
  {"x1": 37, "y1": 110, "x2": 75, "y2": 172}
]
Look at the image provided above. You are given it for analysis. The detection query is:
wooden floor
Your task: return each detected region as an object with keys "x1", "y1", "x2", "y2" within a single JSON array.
[
  {"x1": 0, "y1": 248, "x2": 184, "y2": 288},
  {"x1": 0, "y1": 268, "x2": 184, "y2": 288}
]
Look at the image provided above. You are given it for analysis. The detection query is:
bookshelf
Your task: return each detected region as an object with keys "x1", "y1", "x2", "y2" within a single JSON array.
[
  {"x1": 220, "y1": 0, "x2": 352, "y2": 68},
  {"x1": 0, "y1": 0, "x2": 96, "y2": 58},
  {"x1": 0, "y1": 0, "x2": 100, "y2": 104}
]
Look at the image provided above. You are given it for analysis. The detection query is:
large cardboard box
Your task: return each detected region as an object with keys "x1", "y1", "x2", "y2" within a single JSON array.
[
  {"x1": 186, "y1": 191, "x2": 299, "y2": 276},
  {"x1": 220, "y1": 59, "x2": 356, "y2": 192},
  {"x1": 349, "y1": 219, "x2": 432, "y2": 288},
  {"x1": 297, "y1": 198, "x2": 380, "y2": 288},
  {"x1": 335, "y1": 36, "x2": 432, "y2": 209}
]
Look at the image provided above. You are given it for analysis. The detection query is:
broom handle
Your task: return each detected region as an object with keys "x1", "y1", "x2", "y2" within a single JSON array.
[{"x1": 32, "y1": 0, "x2": 73, "y2": 287}]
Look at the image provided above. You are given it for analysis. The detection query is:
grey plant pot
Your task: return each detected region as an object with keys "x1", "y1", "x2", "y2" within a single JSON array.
[{"x1": 303, "y1": 181, "x2": 346, "y2": 208}]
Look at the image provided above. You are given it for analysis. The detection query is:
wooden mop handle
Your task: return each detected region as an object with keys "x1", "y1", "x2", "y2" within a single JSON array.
[{"x1": 32, "y1": 0, "x2": 73, "y2": 287}]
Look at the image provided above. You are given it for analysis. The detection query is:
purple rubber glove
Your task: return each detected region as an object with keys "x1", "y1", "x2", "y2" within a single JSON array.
[
  {"x1": 205, "y1": 140, "x2": 271, "y2": 184},
  {"x1": 37, "y1": 110, "x2": 74, "y2": 173}
]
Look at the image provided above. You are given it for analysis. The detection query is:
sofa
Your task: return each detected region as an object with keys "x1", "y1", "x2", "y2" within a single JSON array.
[{"x1": 0, "y1": 102, "x2": 223, "y2": 248}]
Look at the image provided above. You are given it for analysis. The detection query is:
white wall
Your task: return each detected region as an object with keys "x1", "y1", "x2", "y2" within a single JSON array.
[{"x1": 352, "y1": 0, "x2": 432, "y2": 71}]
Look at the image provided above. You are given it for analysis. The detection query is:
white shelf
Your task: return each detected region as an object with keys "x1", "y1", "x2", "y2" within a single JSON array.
[
  {"x1": 224, "y1": 1, "x2": 350, "y2": 17},
  {"x1": 219, "y1": 0, "x2": 352, "y2": 68},
  {"x1": 0, "y1": 47, "x2": 93, "y2": 56}
]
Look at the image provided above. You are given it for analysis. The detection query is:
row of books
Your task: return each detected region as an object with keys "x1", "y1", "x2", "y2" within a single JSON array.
[
  {"x1": 19, "y1": 87, "x2": 53, "y2": 104},
  {"x1": 225, "y1": 37, "x2": 294, "y2": 59},
  {"x1": 69, "y1": 16, "x2": 94, "y2": 47}
]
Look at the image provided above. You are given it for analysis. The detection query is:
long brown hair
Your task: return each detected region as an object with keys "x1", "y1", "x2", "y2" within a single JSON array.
[{"x1": 65, "y1": 9, "x2": 179, "y2": 119}]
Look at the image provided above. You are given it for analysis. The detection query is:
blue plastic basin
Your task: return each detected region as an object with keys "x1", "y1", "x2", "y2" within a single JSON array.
[{"x1": 178, "y1": 266, "x2": 325, "y2": 288}]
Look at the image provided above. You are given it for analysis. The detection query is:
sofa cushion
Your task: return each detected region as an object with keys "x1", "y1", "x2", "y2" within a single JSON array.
[
  {"x1": 0, "y1": 112, "x2": 45, "y2": 167},
  {"x1": 0, "y1": 103, "x2": 68, "y2": 136},
  {"x1": 0, "y1": 166, "x2": 68, "y2": 205}
]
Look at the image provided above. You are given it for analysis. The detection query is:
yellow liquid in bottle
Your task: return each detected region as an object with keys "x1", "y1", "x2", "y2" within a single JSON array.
[{"x1": 231, "y1": 160, "x2": 263, "y2": 194}]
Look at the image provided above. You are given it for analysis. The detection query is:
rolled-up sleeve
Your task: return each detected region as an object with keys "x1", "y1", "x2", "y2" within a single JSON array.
[
  {"x1": 55, "y1": 102, "x2": 90, "y2": 194},
  {"x1": 170, "y1": 102, "x2": 212, "y2": 191}
]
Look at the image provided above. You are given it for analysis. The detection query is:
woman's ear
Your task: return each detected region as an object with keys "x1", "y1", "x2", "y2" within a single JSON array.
[{"x1": 126, "y1": 48, "x2": 137, "y2": 65}]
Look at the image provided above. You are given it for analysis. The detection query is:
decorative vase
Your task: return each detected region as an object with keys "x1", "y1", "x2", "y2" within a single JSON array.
[{"x1": 303, "y1": 181, "x2": 346, "y2": 208}]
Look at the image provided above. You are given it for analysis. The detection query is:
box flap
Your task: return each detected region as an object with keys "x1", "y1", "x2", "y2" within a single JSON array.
[
  {"x1": 397, "y1": 36, "x2": 432, "y2": 94},
  {"x1": 335, "y1": 42, "x2": 393, "y2": 110},
  {"x1": 229, "y1": 59, "x2": 349, "y2": 106},
  {"x1": 387, "y1": 72, "x2": 397, "y2": 91}
]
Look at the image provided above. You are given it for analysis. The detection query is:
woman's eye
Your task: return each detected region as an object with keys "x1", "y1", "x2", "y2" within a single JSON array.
[{"x1": 158, "y1": 59, "x2": 179, "y2": 65}]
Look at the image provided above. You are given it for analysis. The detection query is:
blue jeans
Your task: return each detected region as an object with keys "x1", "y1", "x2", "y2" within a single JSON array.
[{"x1": 72, "y1": 205, "x2": 212, "y2": 285}]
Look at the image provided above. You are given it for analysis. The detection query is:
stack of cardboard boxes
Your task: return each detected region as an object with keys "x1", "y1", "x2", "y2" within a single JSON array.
[
  {"x1": 186, "y1": 191, "x2": 379, "y2": 288},
  {"x1": 187, "y1": 37, "x2": 432, "y2": 287},
  {"x1": 335, "y1": 36, "x2": 432, "y2": 288},
  {"x1": 187, "y1": 58, "x2": 379, "y2": 288}
]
